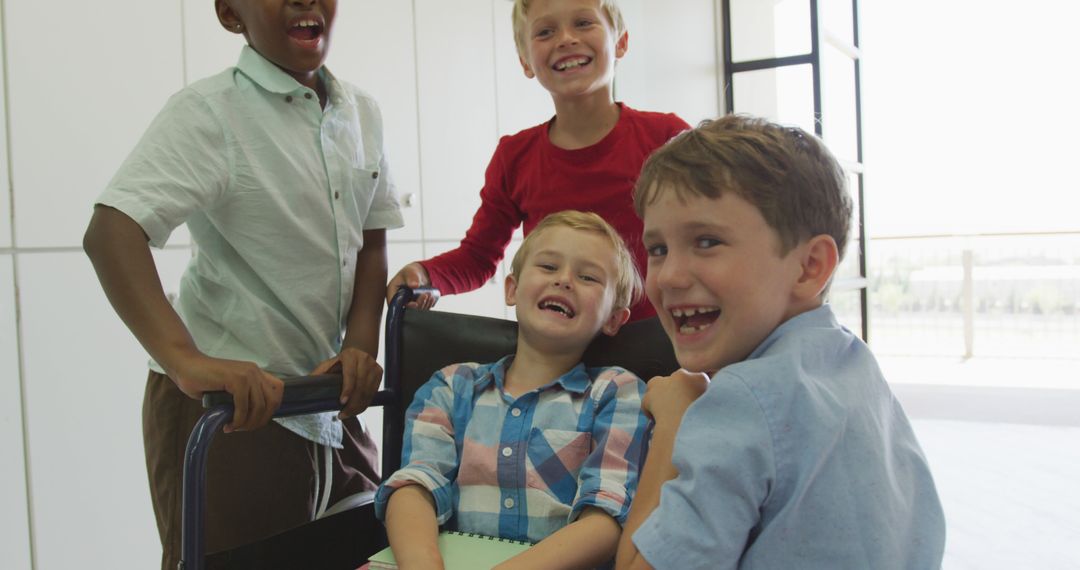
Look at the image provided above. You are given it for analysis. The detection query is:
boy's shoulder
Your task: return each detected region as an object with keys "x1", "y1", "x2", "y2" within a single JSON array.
[
  {"x1": 617, "y1": 103, "x2": 691, "y2": 136},
  {"x1": 584, "y1": 365, "x2": 645, "y2": 399}
]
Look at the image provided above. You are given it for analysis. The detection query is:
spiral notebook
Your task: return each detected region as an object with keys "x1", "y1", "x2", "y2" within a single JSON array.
[{"x1": 366, "y1": 530, "x2": 531, "y2": 569}]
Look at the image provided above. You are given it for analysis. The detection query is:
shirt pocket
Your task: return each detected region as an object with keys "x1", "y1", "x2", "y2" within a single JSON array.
[{"x1": 525, "y1": 428, "x2": 592, "y2": 494}]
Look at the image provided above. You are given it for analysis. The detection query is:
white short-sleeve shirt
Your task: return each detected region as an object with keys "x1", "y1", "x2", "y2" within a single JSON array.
[{"x1": 97, "y1": 46, "x2": 404, "y2": 447}]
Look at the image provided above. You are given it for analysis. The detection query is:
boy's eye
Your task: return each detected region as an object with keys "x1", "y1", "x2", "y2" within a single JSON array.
[
  {"x1": 580, "y1": 274, "x2": 601, "y2": 283},
  {"x1": 535, "y1": 27, "x2": 553, "y2": 39},
  {"x1": 575, "y1": 19, "x2": 595, "y2": 28},
  {"x1": 538, "y1": 263, "x2": 557, "y2": 271},
  {"x1": 696, "y1": 237, "x2": 723, "y2": 249},
  {"x1": 646, "y1": 244, "x2": 667, "y2": 257}
]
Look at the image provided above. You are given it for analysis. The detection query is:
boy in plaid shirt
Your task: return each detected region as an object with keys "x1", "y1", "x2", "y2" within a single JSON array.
[{"x1": 375, "y1": 211, "x2": 650, "y2": 569}]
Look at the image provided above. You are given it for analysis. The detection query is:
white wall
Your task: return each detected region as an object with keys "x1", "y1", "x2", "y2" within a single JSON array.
[{"x1": 0, "y1": 0, "x2": 722, "y2": 567}]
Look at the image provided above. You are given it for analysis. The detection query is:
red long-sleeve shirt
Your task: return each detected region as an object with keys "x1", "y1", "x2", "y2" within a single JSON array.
[{"x1": 422, "y1": 104, "x2": 689, "y2": 321}]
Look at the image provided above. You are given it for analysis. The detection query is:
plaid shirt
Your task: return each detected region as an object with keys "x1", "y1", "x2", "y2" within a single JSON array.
[{"x1": 374, "y1": 355, "x2": 649, "y2": 543}]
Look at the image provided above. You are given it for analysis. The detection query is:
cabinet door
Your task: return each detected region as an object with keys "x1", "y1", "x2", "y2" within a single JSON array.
[
  {"x1": 0, "y1": 256, "x2": 31, "y2": 570},
  {"x1": 330, "y1": 0, "x2": 425, "y2": 242},
  {"x1": 491, "y1": 0, "x2": 555, "y2": 137},
  {"x1": 6, "y1": 0, "x2": 184, "y2": 249},
  {"x1": 414, "y1": 0, "x2": 499, "y2": 242},
  {"x1": 20, "y1": 249, "x2": 190, "y2": 569},
  {"x1": 616, "y1": 0, "x2": 720, "y2": 125}
]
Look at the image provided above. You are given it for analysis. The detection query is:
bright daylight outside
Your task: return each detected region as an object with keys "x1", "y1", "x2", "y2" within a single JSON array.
[
  {"x1": 730, "y1": 0, "x2": 1079, "y2": 568},
  {"x1": 862, "y1": 2, "x2": 1078, "y2": 569}
]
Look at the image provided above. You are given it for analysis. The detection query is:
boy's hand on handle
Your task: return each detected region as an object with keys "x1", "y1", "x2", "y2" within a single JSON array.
[
  {"x1": 642, "y1": 370, "x2": 710, "y2": 426},
  {"x1": 386, "y1": 262, "x2": 438, "y2": 309},
  {"x1": 171, "y1": 354, "x2": 284, "y2": 433},
  {"x1": 311, "y1": 348, "x2": 382, "y2": 419}
]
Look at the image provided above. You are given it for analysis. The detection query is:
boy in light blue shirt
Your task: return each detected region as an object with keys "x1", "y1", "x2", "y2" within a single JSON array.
[{"x1": 615, "y1": 115, "x2": 946, "y2": 570}]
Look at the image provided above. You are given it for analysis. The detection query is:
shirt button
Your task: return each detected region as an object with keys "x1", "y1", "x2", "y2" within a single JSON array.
[
  {"x1": 334, "y1": 191, "x2": 340, "y2": 200},
  {"x1": 285, "y1": 95, "x2": 293, "y2": 103},
  {"x1": 371, "y1": 171, "x2": 379, "y2": 179},
  {"x1": 305, "y1": 92, "x2": 313, "y2": 100},
  {"x1": 503, "y1": 498, "x2": 515, "y2": 509},
  {"x1": 343, "y1": 260, "x2": 347, "y2": 267},
  {"x1": 501, "y1": 446, "x2": 513, "y2": 457},
  {"x1": 511, "y1": 408, "x2": 522, "y2": 417}
]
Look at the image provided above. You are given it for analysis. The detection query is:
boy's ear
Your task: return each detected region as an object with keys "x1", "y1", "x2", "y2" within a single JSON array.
[
  {"x1": 792, "y1": 234, "x2": 839, "y2": 301},
  {"x1": 215, "y1": 0, "x2": 244, "y2": 34},
  {"x1": 504, "y1": 274, "x2": 519, "y2": 307},
  {"x1": 614, "y1": 30, "x2": 629, "y2": 59},
  {"x1": 600, "y1": 306, "x2": 631, "y2": 337},
  {"x1": 519, "y1": 54, "x2": 536, "y2": 79}
]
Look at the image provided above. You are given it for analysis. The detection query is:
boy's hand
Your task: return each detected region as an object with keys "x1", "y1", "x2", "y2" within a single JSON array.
[
  {"x1": 642, "y1": 370, "x2": 710, "y2": 427},
  {"x1": 310, "y1": 347, "x2": 382, "y2": 419},
  {"x1": 171, "y1": 355, "x2": 285, "y2": 433},
  {"x1": 386, "y1": 262, "x2": 438, "y2": 309}
]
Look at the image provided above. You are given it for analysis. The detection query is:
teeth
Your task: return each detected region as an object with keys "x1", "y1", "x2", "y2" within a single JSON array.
[
  {"x1": 670, "y1": 307, "x2": 719, "y2": 318},
  {"x1": 296, "y1": 20, "x2": 318, "y2": 28},
  {"x1": 540, "y1": 300, "x2": 574, "y2": 317},
  {"x1": 555, "y1": 57, "x2": 589, "y2": 71},
  {"x1": 679, "y1": 323, "x2": 713, "y2": 334}
]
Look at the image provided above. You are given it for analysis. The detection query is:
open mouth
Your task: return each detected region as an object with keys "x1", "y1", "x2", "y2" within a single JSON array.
[
  {"x1": 287, "y1": 18, "x2": 324, "y2": 42},
  {"x1": 671, "y1": 306, "x2": 720, "y2": 334},
  {"x1": 553, "y1": 56, "x2": 592, "y2": 71},
  {"x1": 539, "y1": 298, "x2": 576, "y2": 319}
]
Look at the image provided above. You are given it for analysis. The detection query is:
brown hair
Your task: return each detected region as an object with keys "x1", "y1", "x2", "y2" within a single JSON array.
[
  {"x1": 634, "y1": 115, "x2": 852, "y2": 262},
  {"x1": 510, "y1": 210, "x2": 642, "y2": 311},
  {"x1": 511, "y1": 0, "x2": 626, "y2": 58}
]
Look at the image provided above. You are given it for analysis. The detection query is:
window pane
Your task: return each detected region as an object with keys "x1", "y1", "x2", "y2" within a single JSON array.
[
  {"x1": 846, "y1": 169, "x2": 862, "y2": 242},
  {"x1": 730, "y1": 0, "x2": 811, "y2": 62},
  {"x1": 731, "y1": 64, "x2": 816, "y2": 133},
  {"x1": 820, "y1": 0, "x2": 855, "y2": 46},
  {"x1": 829, "y1": 288, "x2": 864, "y2": 337},
  {"x1": 821, "y1": 44, "x2": 859, "y2": 163},
  {"x1": 838, "y1": 238, "x2": 862, "y2": 281}
]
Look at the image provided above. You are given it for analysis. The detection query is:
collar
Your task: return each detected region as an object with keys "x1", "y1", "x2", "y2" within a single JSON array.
[
  {"x1": 747, "y1": 304, "x2": 839, "y2": 360},
  {"x1": 235, "y1": 45, "x2": 344, "y2": 105},
  {"x1": 477, "y1": 355, "x2": 593, "y2": 395}
]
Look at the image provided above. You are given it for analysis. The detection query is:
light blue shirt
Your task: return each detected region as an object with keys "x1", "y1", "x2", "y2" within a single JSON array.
[
  {"x1": 633, "y1": 305, "x2": 945, "y2": 569},
  {"x1": 97, "y1": 46, "x2": 403, "y2": 447}
]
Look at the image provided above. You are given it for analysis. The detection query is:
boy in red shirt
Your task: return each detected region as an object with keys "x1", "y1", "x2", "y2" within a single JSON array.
[{"x1": 386, "y1": 0, "x2": 688, "y2": 321}]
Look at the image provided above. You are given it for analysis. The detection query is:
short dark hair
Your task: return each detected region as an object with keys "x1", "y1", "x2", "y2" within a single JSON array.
[{"x1": 634, "y1": 115, "x2": 852, "y2": 262}]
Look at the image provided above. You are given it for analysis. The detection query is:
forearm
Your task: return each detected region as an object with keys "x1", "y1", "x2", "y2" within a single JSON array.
[
  {"x1": 83, "y1": 206, "x2": 207, "y2": 391},
  {"x1": 615, "y1": 422, "x2": 680, "y2": 570},
  {"x1": 385, "y1": 485, "x2": 444, "y2": 570},
  {"x1": 343, "y1": 230, "x2": 387, "y2": 355},
  {"x1": 498, "y1": 508, "x2": 620, "y2": 570}
]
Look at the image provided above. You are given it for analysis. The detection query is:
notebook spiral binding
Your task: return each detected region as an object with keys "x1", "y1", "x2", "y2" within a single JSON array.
[{"x1": 448, "y1": 530, "x2": 531, "y2": 545}]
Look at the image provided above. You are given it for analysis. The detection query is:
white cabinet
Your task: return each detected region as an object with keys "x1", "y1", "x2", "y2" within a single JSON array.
[
  {"x1": 0, "y1": 256, "x2": 31, "y2": 570},
  {"x1": 330, "y1": 0, "x2": 424, "y2": 242},
  {"x1": 5, "y1": 0, "x2": 184, "y2": 249},
  {"x1": 20, "y1": 249, "x2": 190, "y2": 569},
  {"x1": 414, "y1": 0, "x2": 499, "y2": 242},
  {"x1": 491, "y1": 0, "x2": 556, "y2": 137},
  {"x1": 0, "y1": 6, "x2": 10, "y2": 249},
  {"x1": 617, "y1": 0, "x2": 721, "y2": 125},
  {"x1": 182, "y1": 0, "x2": 247, "y2": 85}
]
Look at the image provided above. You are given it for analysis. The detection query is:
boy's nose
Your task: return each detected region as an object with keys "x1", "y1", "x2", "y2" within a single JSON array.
[
  {"x1": 654, "y1": 255, "x2": 691, "y2": 290},
  {"x1": 552, "y1": 278, "x2": 572, "y2": 290},
  {"x1": 556, "y1": 29, "x2": 580, "y2": 47}
]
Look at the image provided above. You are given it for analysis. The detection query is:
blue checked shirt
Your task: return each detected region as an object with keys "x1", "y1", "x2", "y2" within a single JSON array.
[{"x1": 374, "y1": 355, "x2": 649, "y2": 543}]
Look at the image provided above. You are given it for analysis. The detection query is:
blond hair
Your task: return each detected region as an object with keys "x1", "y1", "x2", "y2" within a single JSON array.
[
  {"x1": 511, "y1": 0, "x2": 626, "y2": 58},
  {"x1": 510, "y1": 210, "x2": 641, "y2": 311}
]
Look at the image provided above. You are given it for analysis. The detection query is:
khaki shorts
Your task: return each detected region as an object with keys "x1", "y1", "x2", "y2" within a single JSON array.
[{"x1": 142, "y1": 371, "x2": 379, "y2": 570}]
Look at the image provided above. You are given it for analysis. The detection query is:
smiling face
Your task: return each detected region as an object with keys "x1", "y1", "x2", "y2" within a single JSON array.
[
  {"x1": 506, "y1": 225, "x2": 630, "y2": 357},
  {"x1": 642, "y1": 189, "x2": 808, "y2": 374},
  {"x1": 517, "y1": 0, "x2": 627, "y2": 104},
  {"x1": 216, "y1": 0, "x2": 336, "y2": 90}
]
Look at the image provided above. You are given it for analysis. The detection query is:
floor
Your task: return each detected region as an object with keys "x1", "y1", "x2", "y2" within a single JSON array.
[{"x1": 912, "y1": 419, "x2": 1080, "y2": 570}]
